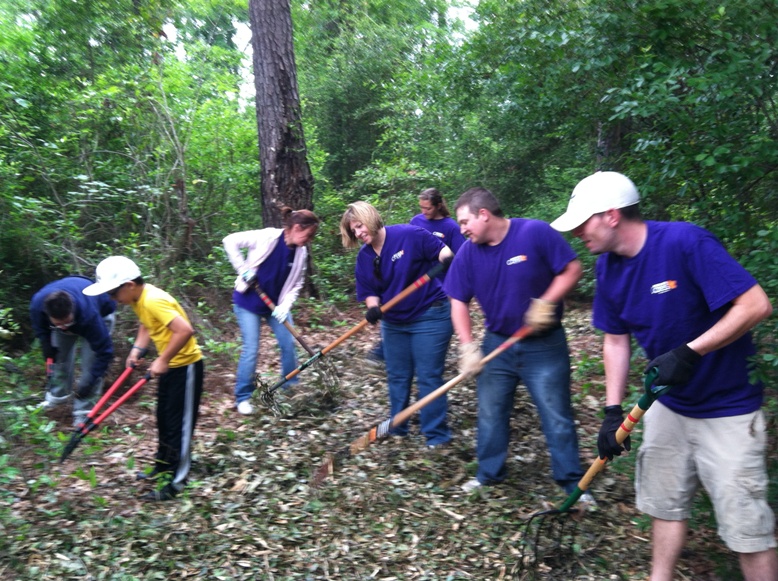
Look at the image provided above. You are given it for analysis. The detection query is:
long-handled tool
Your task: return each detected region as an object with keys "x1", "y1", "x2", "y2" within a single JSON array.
[
  {"x1": 257, "y1": 261, "x2": 449, "y2": 413},
  {"x1": 60, "y1": 367, "x2": 152, "y2": 463},
  {"x1": 252, "y1": 283, "x2": 340, "y2": 394},
  {"x1": 512, "y1": 368, "x2": 668, "y2": 579},
  {"x1": 311, "y1": 325, "x2": 534, "y2": 487}
]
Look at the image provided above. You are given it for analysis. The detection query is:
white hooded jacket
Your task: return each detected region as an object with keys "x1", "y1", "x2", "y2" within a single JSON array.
[{"x1": 223, "y1": 228, "x2": 307, "y2": 314}]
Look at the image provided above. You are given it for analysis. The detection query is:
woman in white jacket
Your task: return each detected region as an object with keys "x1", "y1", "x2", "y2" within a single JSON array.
[{"x1": 223, "y1": 207, "x2": 320, "y2": 415}]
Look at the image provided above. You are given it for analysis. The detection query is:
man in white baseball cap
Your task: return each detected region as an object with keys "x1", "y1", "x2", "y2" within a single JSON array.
[
  {"x1": 552, "y1": 171, "x2": 777, "y2": 580},
  {"x1": 550, "y1": 171, "x2": 640, "y2": 233}
]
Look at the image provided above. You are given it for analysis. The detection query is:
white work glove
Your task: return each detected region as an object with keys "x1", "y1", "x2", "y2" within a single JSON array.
[
  {"x1": 241, "y1": 269, "x2": 257, "y2": 285},
  {"x1": 524, "y1": 298, "x2": 557, "y2": 332},
  {"x1": 272, "y1": 304, "x2": 289, "y2": 323},
  {"x1": 458, "y1": 342, "x2": 483, "y2": 378}
]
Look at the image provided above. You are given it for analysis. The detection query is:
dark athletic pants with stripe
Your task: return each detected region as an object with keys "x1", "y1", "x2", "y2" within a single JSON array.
[{"x1": 155, "y1": 359, "x2": 204, "y2": 492}]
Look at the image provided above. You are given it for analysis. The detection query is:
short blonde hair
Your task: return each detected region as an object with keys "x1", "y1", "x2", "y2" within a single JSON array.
[{"x1": 339, "y1": 201, "x2": 384, "y2": 249}]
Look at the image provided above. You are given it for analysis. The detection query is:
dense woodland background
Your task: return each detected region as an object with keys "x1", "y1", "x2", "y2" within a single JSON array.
[{"x1": 1, "y1": 1, "x2": 778, "y2": 579}]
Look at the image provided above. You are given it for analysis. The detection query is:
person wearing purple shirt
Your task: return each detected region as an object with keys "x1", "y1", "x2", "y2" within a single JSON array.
[
  {"x1": 552, "y1": 171, "x2": 777, "y2": 581},
  {"x1": 366, "y1": 188, "x2": 467, "y2": 368},
  {"x1": 223, "y1": 208, "x2": 320, "y2": 415},
  {"x1": 30, "y1": 276, "x2": 116, "y2": 426},
  {"x1": 444, "y1": 187, "x2": 586, "y2": 497},
  {"x1": 410, "y1": 187, "x2": 466, "y2": 255},
  {"x1": 340, "y1": 201, "x2": 454, "y2": 447}
]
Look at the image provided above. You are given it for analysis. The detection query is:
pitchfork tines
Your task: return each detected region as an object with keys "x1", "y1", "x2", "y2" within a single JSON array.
[{"x1": 511, "y1": 507, "x2": 586, "y2": 579}]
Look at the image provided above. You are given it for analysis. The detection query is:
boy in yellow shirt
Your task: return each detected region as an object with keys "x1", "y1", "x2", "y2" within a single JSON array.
[{"x1": 84, "y1": 256, "x2": 204, "y2": 501}]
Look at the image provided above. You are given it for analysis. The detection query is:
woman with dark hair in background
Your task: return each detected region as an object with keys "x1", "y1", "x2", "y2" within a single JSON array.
[{"x1": 410, "y1": 187, "x2": 467, "y2": 254}]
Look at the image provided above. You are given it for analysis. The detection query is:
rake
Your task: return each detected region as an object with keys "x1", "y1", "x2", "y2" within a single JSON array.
[
  {"x1": 60, "y1": 367, "x2": 152, "y2": 463},
  {"x1": 511, "y1": 368, "x2": 668, "y2": 579},
  {"x1": 253, "y1": 283, "x2": 340, "y2": 397},
  {"x1": 256, "y1": 261, "x2": 448, "y2": 414},
  {"x1": 311, "y1": 325, "x2": 534, "y2": 487}
]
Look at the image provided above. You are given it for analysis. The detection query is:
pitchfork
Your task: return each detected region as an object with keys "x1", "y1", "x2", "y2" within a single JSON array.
[{"x1": 511, "y1": 368, "x2": 668, "y2": 579}]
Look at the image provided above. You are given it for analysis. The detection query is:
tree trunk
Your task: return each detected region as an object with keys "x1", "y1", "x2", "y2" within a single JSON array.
[{"x1": 248, "y1": 0, "x2": 315, "y2": 228}]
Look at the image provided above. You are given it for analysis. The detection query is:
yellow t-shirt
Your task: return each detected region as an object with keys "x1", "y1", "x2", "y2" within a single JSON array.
[{"x1": 131, "y1": 284, "x2": 202, "y2": 368}]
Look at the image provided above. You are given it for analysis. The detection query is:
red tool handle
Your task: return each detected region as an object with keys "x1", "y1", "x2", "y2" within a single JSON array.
[
  {"x1": 87, "y1": 373, "x2": 152, "y2": 433},
  {"x1": 85, "y1": 366, "x2": 135, "y2": 423}
]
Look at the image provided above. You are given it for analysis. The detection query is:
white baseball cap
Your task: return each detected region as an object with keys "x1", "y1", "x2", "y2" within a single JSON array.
[
  {"x1": 550, "y1": 171, "x2": 640, "y2": 232},
  {"x1": 82, "y1": 256, "x2": 142, "y2": 296}
]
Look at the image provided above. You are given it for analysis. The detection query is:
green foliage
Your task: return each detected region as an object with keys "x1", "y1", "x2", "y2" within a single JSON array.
[{"x1": 742, "y1": 225, "x2": 778, "y2": 385}]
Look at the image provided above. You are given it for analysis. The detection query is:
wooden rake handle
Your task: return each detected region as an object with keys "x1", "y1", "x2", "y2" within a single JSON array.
[
  {"x1": 345, "y1": 326, "x2": 534, "y2": 459},
  {"x1": 558, "y1": 368, "x2": 667, "y2": 512},
  {"x1": 263, "y1": 262, "x2": 448, "y2": 396},
  {"x1": 384, "y1": 325, "x2": 534, "y2": 434},
  {"x1": 573, "y1": 397, "x2": 650, "y2": 494},
  {"x1": 254, "y1": 284, "x2": 317, "y2": 356},
  {"x1": 321, "y1": 261, "x2": 447, "y2": 358},
  {"x1": 311, "y1": 326, "x2": 533, "y2": 486}
]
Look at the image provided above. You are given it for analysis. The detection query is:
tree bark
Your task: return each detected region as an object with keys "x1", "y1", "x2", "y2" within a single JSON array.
[{"x1": 248, "y1": 0, "x2": 315, "y2": 228}]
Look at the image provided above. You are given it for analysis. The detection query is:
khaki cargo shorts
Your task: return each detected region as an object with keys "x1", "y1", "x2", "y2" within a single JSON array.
[{"x1": 636, "y1": 401, "x2": 776, "y2": 553}]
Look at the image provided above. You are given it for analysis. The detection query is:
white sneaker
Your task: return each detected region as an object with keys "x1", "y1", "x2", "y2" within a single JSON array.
[
  {"x1": 237, "y1": 401, "x2": 254, "y2": 415},
  {"x1": 461, "y1": 478, "x2": 482, "y2": 493},
  {"x1": 578, "y1": 491, "x2": 597, "y2": 509}
]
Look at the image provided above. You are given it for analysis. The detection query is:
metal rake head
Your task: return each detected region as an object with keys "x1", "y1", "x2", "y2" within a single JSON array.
[
  {"x1": 254, "y1": 355, "x2": 341, "y2": 416},
  {"x1": 510, "y1": 509, "x2": 583, "y2": 579},
  {"x1": 255, "y1": 374, "x2": 282, "y2": 415}
]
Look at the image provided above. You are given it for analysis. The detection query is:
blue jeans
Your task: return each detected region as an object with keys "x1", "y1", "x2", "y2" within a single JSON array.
[
  {"x1": 233, "y1": 304, "x2": 299, "y2": 404},
  {"x1": 381, "y1": 302, "x2": 453, "y2": 446},
  {"x1": 476, "y1": 327, "x2": 583, "y2": 492}
]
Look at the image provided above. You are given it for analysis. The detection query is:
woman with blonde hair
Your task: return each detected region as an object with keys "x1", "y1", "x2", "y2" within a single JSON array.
[
  {"x1": 340, "y1": 201, "x2": 454, "y2": 448},
  {"x1": 224, "y1": 207, "x2": 319, "y2": 415}
]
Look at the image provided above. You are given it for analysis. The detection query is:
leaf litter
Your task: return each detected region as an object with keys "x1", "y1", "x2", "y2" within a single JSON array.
[{"x1": 1, "y1": 304, "x2": 758, "y2": 580}]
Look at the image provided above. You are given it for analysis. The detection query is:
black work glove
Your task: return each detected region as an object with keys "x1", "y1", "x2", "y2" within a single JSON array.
[
  {"x1": 441, "y1": 254, "x2": 454, "y2": 270},
  {"x1": 597, "y1": 405, "x2": 631, "y2": 461},
  {"x1": 646, "y1": 344, "x2": 701, "y2": 386},
  {"x1": 365, "y1": 306, "x2": 383, "y2": 325},
  {"x1": 42, "y1": 345, "x2": 58, "y2": 362}
]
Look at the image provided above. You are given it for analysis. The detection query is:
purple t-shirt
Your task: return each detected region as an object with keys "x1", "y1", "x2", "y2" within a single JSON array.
[
  {"x1": 355, "y1": 224, "x2": 447, "y2": 323},
  {"x1": 233, "y1": 238, "x2": 295, "y2": 314},
  {"x1": 410, "y1": 214, "x2": 466, "y2": 254},
  {"x1": 593, "y1": 221, "x2": 761, "y2": 418},
  {"x1": 444, "y1": 219, "x2": 577, "y2": 336}
]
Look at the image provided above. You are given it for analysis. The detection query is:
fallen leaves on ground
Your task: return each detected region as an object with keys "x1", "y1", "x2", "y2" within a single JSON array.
[{"x1": 0, "y1": 305, "x2": 748, "y2": 580}]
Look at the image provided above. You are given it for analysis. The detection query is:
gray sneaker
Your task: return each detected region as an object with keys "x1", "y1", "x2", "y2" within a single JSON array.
[{"x1": 40, "y1": 392, "x2": 71, "y2": 409}]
